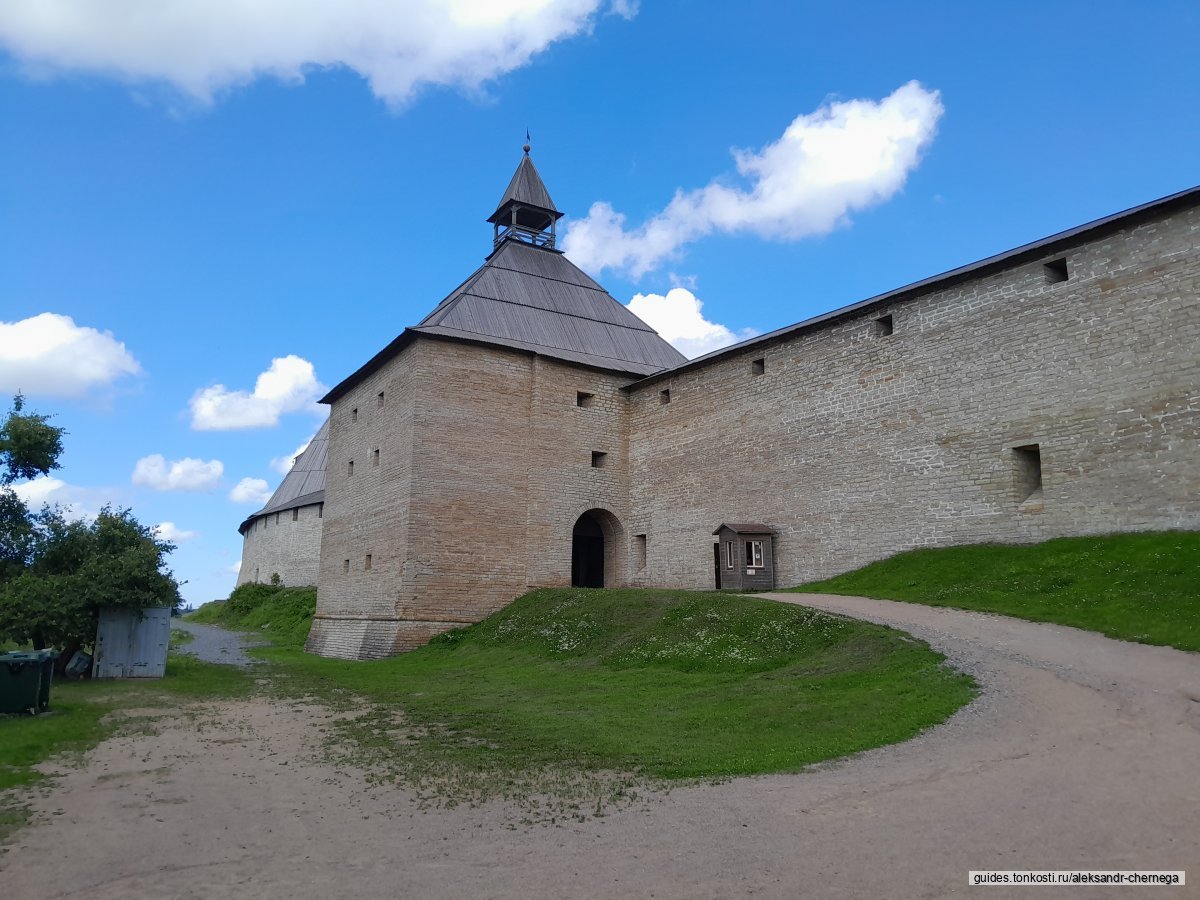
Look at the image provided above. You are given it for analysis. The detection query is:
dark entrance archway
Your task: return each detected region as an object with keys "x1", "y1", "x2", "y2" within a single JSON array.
[{"x1": 571, "y1": 512, "x2": 605, "y2": 588}]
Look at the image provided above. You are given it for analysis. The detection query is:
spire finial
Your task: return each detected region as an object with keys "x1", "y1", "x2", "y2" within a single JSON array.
[{"x1": 523, "y1": 128, "x2": 531, "y2": 155}]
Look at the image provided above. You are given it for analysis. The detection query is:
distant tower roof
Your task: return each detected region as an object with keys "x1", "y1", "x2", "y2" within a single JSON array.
[
  {"x1": 237, "y1": 417, "x2": 329, "y2": 534},
  {"x1": 487, "y1": 141, "x2": 563, "y2": 248}
]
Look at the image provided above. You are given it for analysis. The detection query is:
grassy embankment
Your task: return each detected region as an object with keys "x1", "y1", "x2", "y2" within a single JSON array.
[
  {"x1": 189, "y1": 582, "x2": 974, "y2": 811},
  {"x1": 792, "y1": 531, "x2": 1200, "y2": 652}
]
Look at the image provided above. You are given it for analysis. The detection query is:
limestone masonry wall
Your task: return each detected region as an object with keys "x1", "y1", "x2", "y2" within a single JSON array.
[
  {"x1": 628, "y1": 205, "x2": 1199, "y2": 590},
  {"x1": 236, "y1": 503, "x2": 323, "y2": 588},
  {"x1": 308, "y1": 338, "x2": 631, "y2": 659},
  {"x1": 307, "y1": 199, "x2": 1198, "y2": 660}
]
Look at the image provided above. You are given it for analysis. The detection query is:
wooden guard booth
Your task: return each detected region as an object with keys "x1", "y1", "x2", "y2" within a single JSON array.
[{"x1": 712, "y1": 524, "x2": 776, "y2": 590}]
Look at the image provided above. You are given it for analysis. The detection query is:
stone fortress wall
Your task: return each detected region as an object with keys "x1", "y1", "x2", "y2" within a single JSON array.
[
  {"x1": 296, "y1": 187, "x2": 1198, "y2": 660},
  {"x1": 307, "y1": 338, "x2": 633, "y2": 659},
  {"x1": 626, "y1": 202, "x2": 1199, "y2": 590},
  {"x1": 236, "y1": 500, "x2": 325, "y2": 588}
]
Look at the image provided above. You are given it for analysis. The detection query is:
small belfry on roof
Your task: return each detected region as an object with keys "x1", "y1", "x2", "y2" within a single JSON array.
[{"x1": 488, "y1": 137, "x2": 563, "y2": 251}]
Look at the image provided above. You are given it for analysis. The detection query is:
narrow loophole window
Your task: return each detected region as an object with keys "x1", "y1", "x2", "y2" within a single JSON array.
[
  {"x1": 377, "y1": 391, "x2": 385, "y2": 407},
  {"x1": 635, "y1": 535, "x2": 647, "y2": 571},
  {"x1": 347, "y1": 459, "x2": 354, "y2": 476},
  {"x1": 364, "y1": 554, "x2": 372, "y2": 571},
  {"x1": 351, "y1": 407, "x2": 358, "y2": 423},
  {"x1": 372, "y1": 448, "x2": 380, "y2": 467},
  {"x1": 292, "y1": 508, "x2": 298, "y2": 522},
  {"x1": 1013, "y1": 443, "x2": 1043, "y2": 503},
  {"x1": 1044, "y1": 258, "x2": 1069, "y2": 284},
  {"x1": 342, "y1": 559, "x2": 350, "y2": 574},
  {"x1": 660, "y1": 389, "x2": 671, "y2": 405}
]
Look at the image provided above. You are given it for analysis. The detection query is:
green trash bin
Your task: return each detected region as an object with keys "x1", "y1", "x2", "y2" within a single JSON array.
[{"x1": 0, "y1": 650, "x2": 58, "y2": 715}]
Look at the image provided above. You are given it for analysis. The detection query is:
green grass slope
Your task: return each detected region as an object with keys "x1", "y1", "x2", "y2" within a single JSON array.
[
  {"x1": 188, "y1": 583, "x2": 316, "y2": 648},
  {"x1": 260, "y1": 588, "x2": 974, "y2": 784},
  {"x1": 792, "y1": 531, "x2": 1200, "y2": 651}
]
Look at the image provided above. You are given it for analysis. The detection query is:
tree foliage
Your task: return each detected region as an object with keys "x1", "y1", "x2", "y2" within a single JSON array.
[
  {"x1": 0, "y1": 394, "x2": 65, "y2": 486},
  {"x1": 0, "y1": 507, "x2": 181, "y2": 649},
  {"x1": 0, "y1": 395, "x2": 180, "y2": 651}
]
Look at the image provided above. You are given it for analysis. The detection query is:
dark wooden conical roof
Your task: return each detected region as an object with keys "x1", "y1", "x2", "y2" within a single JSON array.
[{"x1": 487, "y1": 152, "x2": 562, "y2": 227}]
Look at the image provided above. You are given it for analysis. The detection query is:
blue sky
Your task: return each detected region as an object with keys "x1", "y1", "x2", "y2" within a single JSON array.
[{"x1": 1, "y1": 1, "x2": 1197, "y2": 605}]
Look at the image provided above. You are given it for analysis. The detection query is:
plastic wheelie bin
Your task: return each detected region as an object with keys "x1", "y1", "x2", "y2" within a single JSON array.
[{"x1": 0, "y1": 650, "x2": 58, "y2": 714}]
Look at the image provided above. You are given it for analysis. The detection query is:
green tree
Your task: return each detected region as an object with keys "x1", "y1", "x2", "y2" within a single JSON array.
[
  {"x1": 0, "y1": 394, "x2": 66, "y2": 583},
  {"x1": 0, "y1": 395, "x2": 181, "y2": 656},
  {"x1": 0, "y1": 393, "x2": 65, "y2": 486},
  {"x1": 0, "y1": 507, "x2": 182, "y2": 651}
]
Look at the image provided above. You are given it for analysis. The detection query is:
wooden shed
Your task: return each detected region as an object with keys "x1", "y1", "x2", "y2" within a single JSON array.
[
  {"x1": 712, "y1": 524, "x2": 776, "y2": 590},
  {"x1": 93, "y1": 607, "x2": 171, "y2": 679}
]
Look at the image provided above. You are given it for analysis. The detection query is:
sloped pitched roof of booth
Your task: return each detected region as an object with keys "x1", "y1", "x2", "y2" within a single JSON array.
[
  {"x1": 237, "y1": 417, "x2": 329, "y2": 533},
  {"x1": 712, "y1": 523, "x2": 776, "y2": 535}
]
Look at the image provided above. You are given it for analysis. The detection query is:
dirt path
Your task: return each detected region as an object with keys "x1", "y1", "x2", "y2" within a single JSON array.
[
  {"x1": 4, "y1": 596, "x2": 1199, "y2": 899},
  {"x1": 172, "y1": 619, "x2": 263, "y2": 667}
]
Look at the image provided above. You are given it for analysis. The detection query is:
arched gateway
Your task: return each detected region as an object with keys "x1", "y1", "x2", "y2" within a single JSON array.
[{"x1": 571, "y1": 509, "x2": 624, "y2": 588}]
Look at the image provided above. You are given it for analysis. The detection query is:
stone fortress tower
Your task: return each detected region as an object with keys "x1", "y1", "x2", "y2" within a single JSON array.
[
  {"x1": 239, "y1": 144, "x2": 1200, "y2": 660},
  {"x1": 236, "y1": 418, "x2": 328, "y2": 588}
]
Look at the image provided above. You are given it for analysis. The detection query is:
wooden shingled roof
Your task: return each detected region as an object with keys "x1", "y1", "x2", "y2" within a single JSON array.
[
  {"x1": 410, "y1": 240, "x2": 686, "y2": 376},
  {"x1": 238, "y1": 417, "x2": 329, "y2": 533},
  {"x1": 487, "y1": 153, "x2": 561, "y2": 224}
]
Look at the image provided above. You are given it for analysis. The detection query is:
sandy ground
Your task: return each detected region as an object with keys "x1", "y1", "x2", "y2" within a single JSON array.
[{"x1": 3, "y1": 594, "x2": 1199, "y2": 899}]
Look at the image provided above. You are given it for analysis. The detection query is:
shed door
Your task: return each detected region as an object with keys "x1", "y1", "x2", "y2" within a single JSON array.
[
  {"x1": 129, "y1": 608, "x2": 171, "y2": 678},
  {"x1": 94, "y1": 609, "x2": 134, "y2": 678}
]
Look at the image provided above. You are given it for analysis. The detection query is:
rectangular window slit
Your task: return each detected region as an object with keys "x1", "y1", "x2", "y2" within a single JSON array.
[
  {"x1": 660, "y1": 389, "x2": 671, "y2": 405},
  {"x1": 342, "y1": 559, "x2": 350, "y2": 574},
  {"x1": 875, "y1": 314, "x2": 894, "y2": 336},
  {"x1": 351, "y1": 407, "x2": 358, "y2": 423},
  {"x1": 576, "y1": 391, "x2": 594, "y2": 408},
  {"x1": 725, "y1": 541, "x2": 735, "y2": 569},
  {"x1": 752, "y1": 358, "x2": 765, "y2": 376},
  {"x1": 347, "y1": 459, "x2": 354, "y2": 476},
  {"x1": 377, "y1": 391, "x2": 385, "y2": 407},
  {"x1": 1044, "y1": 258, "x2": 1069, "y2": 284},
  {"x1": 364, "y1": 554, "x2": 372, "y2": 571},
  {"x1": 1013, "y1": 443, "x2": 1043, "y2": 503},
  {"x1": 635, "y1": 535, "x2": 647, "y2": 571},
  {"x1": 591, "y1": 451, "x2": 607, "y2": 469},
  {"x1": 372, "y1": 448, "x2": 380, "y2": 467},
  {"x1": 292, "y1": 508, "x2": 298, "y2": 522},
  {"x1": 318, "y1": 503, "x2": 324, "y2": 519}
]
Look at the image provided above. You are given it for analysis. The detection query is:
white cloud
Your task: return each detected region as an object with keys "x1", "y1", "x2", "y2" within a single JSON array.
[
  {"x1": 270, "y1": 434, "x2": 314, "y2": 475},
  {"x1": 227, "y1": 561, "x2": 244, "y2": 576},
  {"x1": 11, "y1": 475, "x2": 113, "y2": 521},
  {"x1": 564, "y1": 81, "x2": 944, "y2": 277},
  {"x1": 626, "y1": 288, "x2": 756, "y2": 359},
  {"x1": 229, "y1": 477, "x2": 271, "y2": 506},
  {"x1": 0, "y1": 1, "x2": 630, "y2": 108},
  {"x1": 132, "y1": 455, "x2": 224, "y2": 492},
  {"x1": 190, "y1": 355, "x2": 325, "y2": 431},
  {"x1": 0, "y1": 313, "x2": 141, "y2": 397},
  {"x1": 154, "y1": 521, "x2": 198, "y2": 542}
]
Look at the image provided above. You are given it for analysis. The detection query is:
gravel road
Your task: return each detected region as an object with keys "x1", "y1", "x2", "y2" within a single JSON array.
[
  {"x1": 5, "y1": 595, "x2": 1198, "y2": 899},
  {"x1": 172, "y1": 618, "x2": 263, "y2": 667}
]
